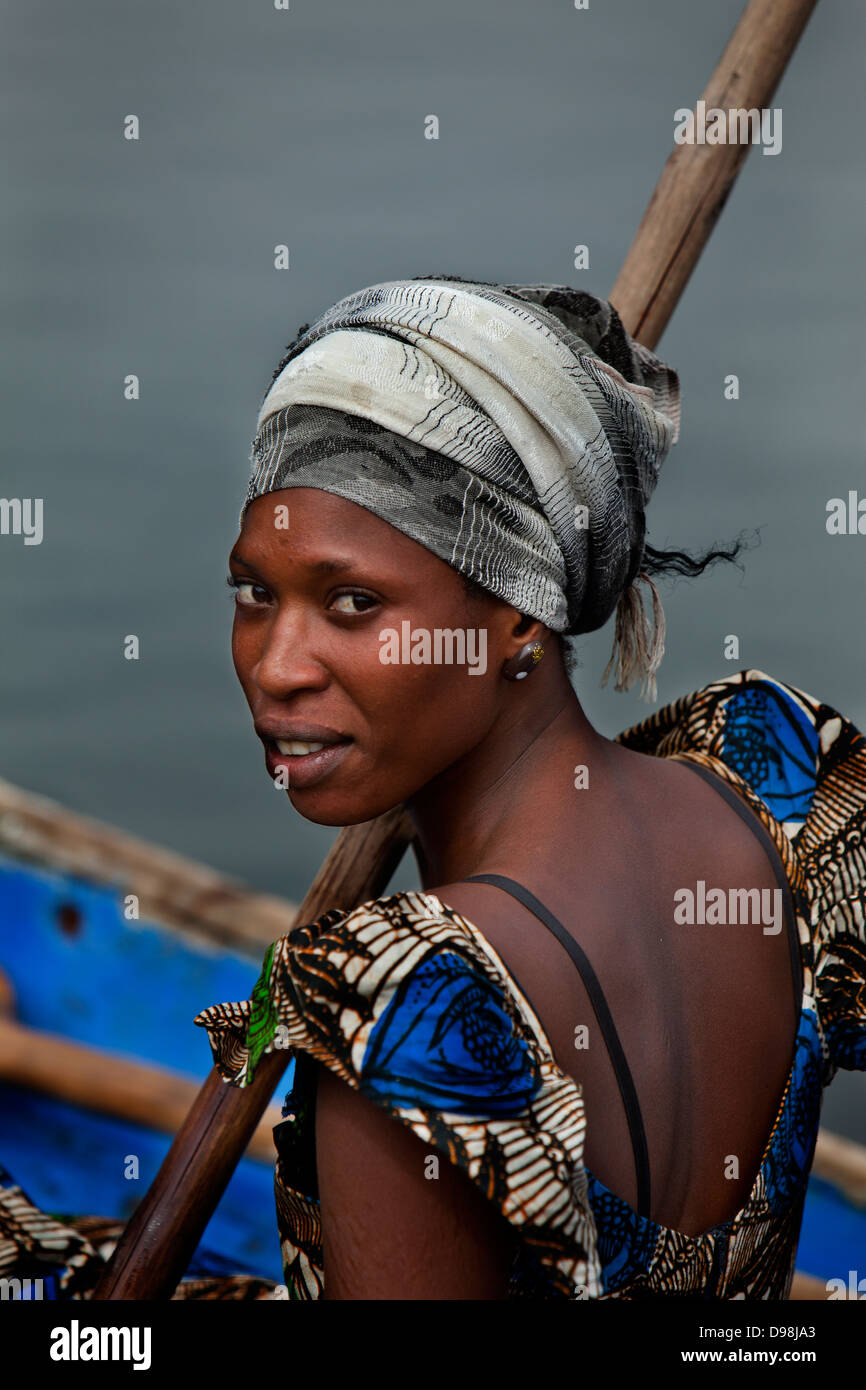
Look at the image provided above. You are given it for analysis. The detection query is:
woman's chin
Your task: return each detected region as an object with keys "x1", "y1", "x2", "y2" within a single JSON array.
[{"x1": 286, "y1": 785, "x2": 404, "y2": 827}]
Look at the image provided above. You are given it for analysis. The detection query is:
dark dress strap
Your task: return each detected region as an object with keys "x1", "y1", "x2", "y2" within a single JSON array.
[{"x1": 457, "y1": 872, "x2": 652, "y2": 1222}]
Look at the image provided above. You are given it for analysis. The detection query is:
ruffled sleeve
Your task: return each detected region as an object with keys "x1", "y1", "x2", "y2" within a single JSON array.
[
  {"x1": 615, "y1": 667, "x2": 866, "y2": 1083},
  {"x1": 195, "y1": 889, "x2": 602, "y2": 1299}
]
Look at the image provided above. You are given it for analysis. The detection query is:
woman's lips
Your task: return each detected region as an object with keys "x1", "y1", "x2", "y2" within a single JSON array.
[{"x1": 264, "y1": 737, "x2": 353, "y2": 790}]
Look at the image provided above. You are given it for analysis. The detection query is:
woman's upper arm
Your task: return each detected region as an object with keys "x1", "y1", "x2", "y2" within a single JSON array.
[{"x1": 314, "y1": 1060, "x2": 516, "y2": 1300}]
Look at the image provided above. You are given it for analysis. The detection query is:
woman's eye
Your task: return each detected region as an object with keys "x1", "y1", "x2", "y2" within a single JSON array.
[
  {"x1": 228, "y1": 577, "x2": 270, "y2": 606},
  {"x1": 226, "y1": 576, "x2": 377, "y2": 614},
  {"x1": 330, "y1": 592, "x2": 379, "y2": 615}
]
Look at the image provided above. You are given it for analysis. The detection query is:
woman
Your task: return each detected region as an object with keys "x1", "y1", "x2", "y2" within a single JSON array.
[{"x1": 197, "y1": 275, "x2": 866, "y2": 1299}]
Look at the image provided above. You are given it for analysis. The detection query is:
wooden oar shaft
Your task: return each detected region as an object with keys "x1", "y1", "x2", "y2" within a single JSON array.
[
  {"x1": 93, "y1": 805, "x2": 415, "y2": 1298},
  {"x1": 94, "y1": 0, "x2": 822, "y2": 1300},
  {"x1": 611, "y1": 0, "x2": 819, "y2": 346},
  {"x1": 0, "y1": 773, "x2": 299, "y2": 955},
  {"x1": 811, "y1": 1127, "x2": 866, "y2": 1208},
  {"x1": 0, "y1": 1017, "x2": 283, "y2": 1164}
]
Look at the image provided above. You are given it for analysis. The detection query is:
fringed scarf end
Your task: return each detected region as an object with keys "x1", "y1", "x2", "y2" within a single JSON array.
[{"x1": 600, "y1": 572, "x2": 666, "y2": 703}]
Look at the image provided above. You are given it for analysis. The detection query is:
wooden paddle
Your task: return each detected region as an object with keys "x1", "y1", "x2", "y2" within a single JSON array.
[
  {"x1": 0, "y1": 969, "x2": 283, "y2": 1160},
  {"x1": 93, "y1": 0, "x2": 820, "y2": 1299}
]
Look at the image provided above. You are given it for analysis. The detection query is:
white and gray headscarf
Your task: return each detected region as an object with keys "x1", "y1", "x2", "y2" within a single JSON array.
[{"x1": 242, "y1": 276, "x2": 681, "y2": 700}]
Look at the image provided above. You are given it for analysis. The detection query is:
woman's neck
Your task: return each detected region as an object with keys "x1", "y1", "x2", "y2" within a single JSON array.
[{"x1": 405, "y1": 672, "x2": 615, "y2": 888}]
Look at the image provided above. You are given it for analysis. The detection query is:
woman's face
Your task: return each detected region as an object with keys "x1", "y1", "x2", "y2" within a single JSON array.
[{"x1": 229, "y1": 488, "x2": 526, "y2": 825}]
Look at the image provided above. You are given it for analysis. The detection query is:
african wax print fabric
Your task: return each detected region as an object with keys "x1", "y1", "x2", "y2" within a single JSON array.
[{"x1": 0, "y1": 1163, "x2": 279, "y2": 1299}]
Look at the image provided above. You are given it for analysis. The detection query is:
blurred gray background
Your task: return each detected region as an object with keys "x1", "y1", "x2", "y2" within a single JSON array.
[{"x1": 2, "y1": 0, "x2": 864, "y2": 1136}]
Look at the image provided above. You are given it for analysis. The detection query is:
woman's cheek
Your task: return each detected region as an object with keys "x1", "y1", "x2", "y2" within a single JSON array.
[{"x1": 230, "y1": 623, "x2": 253, "y2": 691}]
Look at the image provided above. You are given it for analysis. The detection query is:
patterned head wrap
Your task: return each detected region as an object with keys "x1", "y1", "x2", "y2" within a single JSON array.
[{"x1": 243, "y1": 276, "x2": 681, "y2": 700}]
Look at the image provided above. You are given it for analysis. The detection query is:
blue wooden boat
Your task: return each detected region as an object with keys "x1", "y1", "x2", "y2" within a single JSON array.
[
  {"x1": 0, "y1": 773, "x2": 863, "y2": 1297},
  {"x1": 0, "y1": 774, "x2": 300, "y2": 1286}
]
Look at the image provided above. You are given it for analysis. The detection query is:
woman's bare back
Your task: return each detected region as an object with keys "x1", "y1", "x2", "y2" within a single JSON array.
[{"x1": 432, "y1": 744, "x2": 801, "y2": 1238}]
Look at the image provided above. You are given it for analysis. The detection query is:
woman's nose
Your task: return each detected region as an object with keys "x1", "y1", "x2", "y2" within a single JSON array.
[{"x1": 251, "y1": 611, "x2": 329, "y2": 699}]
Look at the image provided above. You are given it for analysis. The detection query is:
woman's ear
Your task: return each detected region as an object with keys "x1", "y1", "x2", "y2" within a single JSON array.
[
  {"x1": 501, "y1": 615, "x2": 550, "y2": 682},
  {"x1": 510, "y1": 612, "x2": 547, "y2": 646}
]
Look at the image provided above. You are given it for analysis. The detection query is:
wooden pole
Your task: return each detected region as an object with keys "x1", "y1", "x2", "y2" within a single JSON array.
[
  {"x1": 93, "y1": 0, "x2": 820, "y2": 1299},
  {"x1": 0, "y1": 1016, "x2": 284, "y2": 1165},
  {"x1": 610, "y1": 0, "x2": 818, "y2": 344},
  {"x1": 790, "y1": 1128, "x2": 866, "y2": 1298},
  {"x1": 810, "y1": 1127, "x2": 866, "y2": 1208},
  {"x1": 93, "y1": 805, "x2": 415, "y2": 1297},
  {"x1": 0, "y1": 774, "x2": 299, "y2": 956},
  {"x1": 0, "y1": 962, "x2": 282, "y2": 1163}
]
